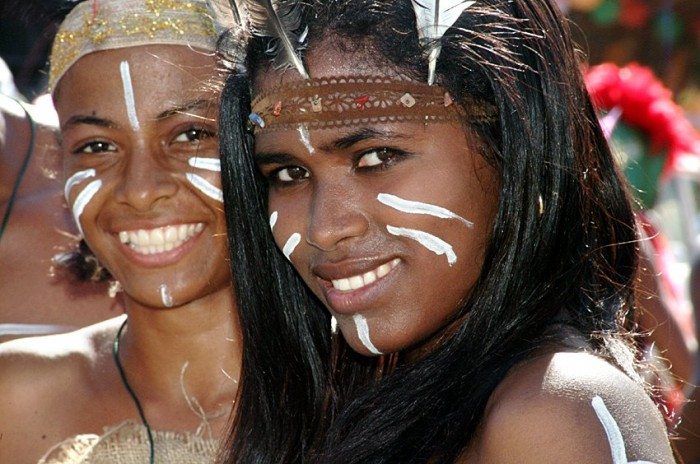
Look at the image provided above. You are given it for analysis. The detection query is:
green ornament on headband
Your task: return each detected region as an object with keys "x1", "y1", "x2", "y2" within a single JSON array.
[{"x1": 49, "y1": 0, "x2": 218, "y2": 92}]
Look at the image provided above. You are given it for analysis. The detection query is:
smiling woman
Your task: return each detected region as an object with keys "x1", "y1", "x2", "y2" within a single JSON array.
[
  {"x1": 217, "y1": 0, "x2": 676, "y2": 463},
  {"x1": 0, "y1": 2, "x2": 241, "y2": 463}
]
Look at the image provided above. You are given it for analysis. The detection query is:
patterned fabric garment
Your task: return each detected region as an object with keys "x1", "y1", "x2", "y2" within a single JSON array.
[{"x1": 39, "y1": 421, "x2": 218, "y2": 464}]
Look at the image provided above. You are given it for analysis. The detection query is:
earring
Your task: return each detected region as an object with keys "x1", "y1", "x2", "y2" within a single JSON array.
[{"x1": 108, "y1": 280, "x2": 123, "y2": 298}]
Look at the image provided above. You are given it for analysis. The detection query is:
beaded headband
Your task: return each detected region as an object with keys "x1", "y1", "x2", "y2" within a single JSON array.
[
  {"x1": 49, "y1": 0, "x2": 218, "y2": 92},
  {"x1": 249, "y1": 76, "x2": 498, "y2": 132}
]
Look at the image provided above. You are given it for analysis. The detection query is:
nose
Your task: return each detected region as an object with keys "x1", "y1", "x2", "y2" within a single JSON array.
[
  {"x1": 114, "y1": 142, "x2": 178, "y2": 211},
  {"x1": 306, "y1": 182, "x2": 369, "y2": 252}
]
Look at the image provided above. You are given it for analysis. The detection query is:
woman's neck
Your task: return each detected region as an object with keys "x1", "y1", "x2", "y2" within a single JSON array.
[{"x1": 116, "y1": 285, "x2": 241, "y2": 425}]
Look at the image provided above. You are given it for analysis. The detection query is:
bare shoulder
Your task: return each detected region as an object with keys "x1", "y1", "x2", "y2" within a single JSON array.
[
  {"x1": 0, "y1": 317, "x2": 123, "y2": 463},
  {"x1": 470, "y1": 351, "x2": 674, "y2": 464}
]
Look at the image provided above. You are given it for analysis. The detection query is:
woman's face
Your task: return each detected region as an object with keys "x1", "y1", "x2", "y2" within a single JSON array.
[
  {"x1": 254, "y1": 46, "x2": 500, "y2": 355},
  {"x1": 56, "y1": 44, "x2": 229, "y2": 309}
]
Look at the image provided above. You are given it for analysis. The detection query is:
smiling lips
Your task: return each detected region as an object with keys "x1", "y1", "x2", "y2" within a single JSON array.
[
  {"x1": 331, "y1": 258, "x2": 400, "y2": 292},
  {"x1": 118, "y1": 223, "x2": 204, "y2": 255}
]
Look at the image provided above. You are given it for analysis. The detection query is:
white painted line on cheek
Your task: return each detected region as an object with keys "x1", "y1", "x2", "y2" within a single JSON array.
[
  {"x1": 377, "y1": 193, "x2": 474, "y2": 228},
  {"x1": 188, "y1": 157, "x2": 221, "y2": 172},
  {"x1": 386, "y1": 225, "x2": 457, "y2": 266},
  {"x1": 591, "y1": 396, "x2": 656, "y2": 464},
  {"x1": 269, "y1": 211, "x2": 278, "y2": 231},
  {"x1": 64, "y1": 169, "x2": 95, "y2": 202},
  {"x1": 297, "y1": 124, "x2": 315, "y2": 155},
  {"x1": 72, "y1": 179, "x2": 102, "y2": 236},
  {"x1": 353, "y1": 314, "x2": 382, "y2": 355},
  {"x1": 159, "y1": 284, "x2": 174, "y2": 308},
  {"x1": 119, "y1": 61, "x2": 140, "y2": 131},
  {"x1": 282, "y1": 232, "x2": 301, "y2": 260},
  {"x1": 186, "y1": 172, "x2": 223, "y2": 203}
]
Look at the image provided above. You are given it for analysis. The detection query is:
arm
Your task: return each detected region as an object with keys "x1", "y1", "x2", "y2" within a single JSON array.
[{"x1": 470, "y1": 352, "x2": 674, "y2": 464}]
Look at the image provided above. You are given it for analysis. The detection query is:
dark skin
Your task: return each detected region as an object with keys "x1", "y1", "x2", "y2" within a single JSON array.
[
  {"x1": 0, "y1": 45, "x2": 240, "y2": 463},
  {"x1": 676, "y1": 256, "x2": 700, "y2": 462},
  {"x1": 254, "y1": 42, "x2": 675, "y2": 462},
  {"x1": 0, "y1": 94, "x2": 119, "y2": 341}
]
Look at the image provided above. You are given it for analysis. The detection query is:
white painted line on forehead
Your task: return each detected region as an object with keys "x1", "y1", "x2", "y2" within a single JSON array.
[
  {"x1": 186, "y1": 172, "x2": 223, "y2": 203},
  {"x1": 188, "y1": 157, "x2": 221, "y2": 172},
  {"x1": 297, "y1": 124, "x2": 315, "y2": 155},
  {"x1": 282, "y1": 232, "x2": 301, "y2": 260},
  {"x1": 119, "y1": 61, "x2": 140, "y2": 131},
  {"x1": 353, "y1": 314, "x2": 382, "y2": 355},
  {"x1": 386, "y1": 225, "x2": 457, "y2": 266},
  {"x1": 269, "y1": 211, "x2": 278, "y2": 231},
  {"x1": 591, "y1": 396, "x2": 657, "y2": 464},
  {"x1": 64, "y1": 169, "x2": 95, "y2": 202},
  {"x1": 378, "y1": 193, "x2": 473, "y2": 228},
  {"x1": 72, "y1": 179, "x2": 102, "y2": 236},
  {"x1": 159, "y1": 284, "x2": 174, "y2": 308}
]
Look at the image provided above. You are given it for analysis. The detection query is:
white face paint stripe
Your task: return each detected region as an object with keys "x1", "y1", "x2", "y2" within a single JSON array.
[
  {"x1": 591, "y1": 396, "x2": 657, "y2": 464},
  {"x1": 353, "y1": 314, "x2": 382, "y2": 355},
  {"x1": 188, "y1": 157, "x2": 221, "y2": 172},
  {"x1": 119, "y1": 61, "x2": 140, "y2": 130},
  {"x1": 159, "y1": 284, "x2": 174, "y2": 308},
  {"x1": 186, "y1": 172, "x2": 223, "y2": 203},
  {"x1": 297, "y1": 124, "x2": 315, "y2": 155},
  {"x1": 282, "y1": 233, "x2": 301, "y2": 260},
  {"x1": 269, "y1": 211, "x2": 278, "y2": 231},
  {"x1": 64, "y1": 169, "x2": 95, "y2": 202},
  {"x1": 387, "y1": 225, "x2": 457, "y2": 266},
  {"x1": 378, "y1": 193, "x2": 473, "y2": 228},
  {"x1": 72, "y1": 179, "x2": 102, "y2": 236}
]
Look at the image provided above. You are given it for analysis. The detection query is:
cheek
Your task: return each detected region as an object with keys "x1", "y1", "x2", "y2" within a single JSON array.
[
  {"x1": 268, "y1": 197, "x2": 307, "y2": 263},
  {"x1": 64, "y1": 169, "x2": 104, "y2": 236},
  {"x1": 185, "y1": 168, "x2": 223, "y2": 203}
]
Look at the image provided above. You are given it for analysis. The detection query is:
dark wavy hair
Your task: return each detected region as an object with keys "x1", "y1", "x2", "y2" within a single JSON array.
[{"x1": 218, "y1": 0, "x2": 640, "y2": 462}]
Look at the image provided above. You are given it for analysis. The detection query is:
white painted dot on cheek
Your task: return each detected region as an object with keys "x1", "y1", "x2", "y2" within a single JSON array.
[
  {"x1": 352, "y1": 314, "x2": 382, "y2": 355},
  {"x1": 186, "y1": 172, "x2": 223, "y2": 203},
  {"x1": 64, "y1": 169, "x2": 95, "y2": 202},
  {"x1": 119, "y1": 61, "x2": 140, "y2": 131},
  {"x1": 269, "y1": 211, "x2": 278, "y2": 231},
  {"x1": 282, "y1": 232, "x2": 301, "y2": 261},
  {"x1": 377, "y1": 193, "x2": 474, "y2": 228},
  {"x1": 187, "y1": 157, "x2": 221, "y2": 172},
  {"x1": 386, "y1": 225, "x2": 457, "y2": 266},
  {"x1": 159, "y1": 284, "x2": 174, "y2": 308},
  {"x1": 71, "y1": 179, "x2": 102, "y2": 237}
]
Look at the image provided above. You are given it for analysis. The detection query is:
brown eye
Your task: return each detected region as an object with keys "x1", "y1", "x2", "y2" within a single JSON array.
[
  {"x1": 74, "y1": 140, "x2": 117, "y2": 154},
  {"x1": 173, "y1": 127, "x2": 214, "y2": 143},
  {"x1": 276, "y1": 166, "x2": 309, "y2": 182},
  {"x1": 357, "y1": 148, "x2": 395, "y2": 168}
]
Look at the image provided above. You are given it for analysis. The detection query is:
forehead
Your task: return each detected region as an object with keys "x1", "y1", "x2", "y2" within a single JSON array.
[
  {"x1": 255, "y1": 39, "x2": 407, "y2": 92},
  {"x1": 54, "y1": 44, "x2": 217, "y2": 116}
]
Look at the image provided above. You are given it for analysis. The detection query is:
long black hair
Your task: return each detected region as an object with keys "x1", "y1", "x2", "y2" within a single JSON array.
[{"x1": 218, "y1": 0, "x2": 640, "y2": 462}]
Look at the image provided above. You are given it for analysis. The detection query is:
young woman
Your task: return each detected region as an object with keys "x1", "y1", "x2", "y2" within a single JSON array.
[
  {"x1": 0, "y1": 1, "x2": 240, "y2": 462},
  {"x1": 217, "y1": 0, "x2": 676, "y2": 462}
]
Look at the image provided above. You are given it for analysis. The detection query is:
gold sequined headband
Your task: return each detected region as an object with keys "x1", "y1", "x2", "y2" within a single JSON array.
[
  {"x1": 249, "y1": 76, "x2": 498, "y2": 132},
  {"x1": 49, "y1": 0, "x2": 218, "y2": 92}
]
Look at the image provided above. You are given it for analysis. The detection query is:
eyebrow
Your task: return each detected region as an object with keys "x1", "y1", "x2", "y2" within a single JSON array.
[
  {"x1": 155, "y1": 99, "x2": 216, "y2": 121},
  {"x1": 318, "y1": 127, "x2": 408, "y2": 151},
  {"x1": 255, "y1": 152, "x2": 299, "y2": 166},
  {"x1": 62, "y1": 115, "x2": 118, "y2": 131}
]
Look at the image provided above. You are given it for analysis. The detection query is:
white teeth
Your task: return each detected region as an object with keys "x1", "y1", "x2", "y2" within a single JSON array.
[
  {"x1": 118, "y1": 223, "x2": 204, "y2": 255},
  {"x1": 331, "y1": 258, "x2": 400, "y2": 292}
]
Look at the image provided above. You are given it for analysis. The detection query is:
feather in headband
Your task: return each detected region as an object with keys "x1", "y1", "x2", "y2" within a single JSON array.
[
  {"x1": 411, "y1": 0, "x2": 475, "y2": 85},
  {"x1": 239, "y1": 0, "x2": 309, "y2": 78}
]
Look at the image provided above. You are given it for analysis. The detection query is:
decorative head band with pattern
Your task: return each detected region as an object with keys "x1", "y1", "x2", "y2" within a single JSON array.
[
  {"x1": 250, "y1": 76, "x2": 498, "y2": 132},
  {"x1": 49, "y1": 0, "x2": 218, "y2": 92}
]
